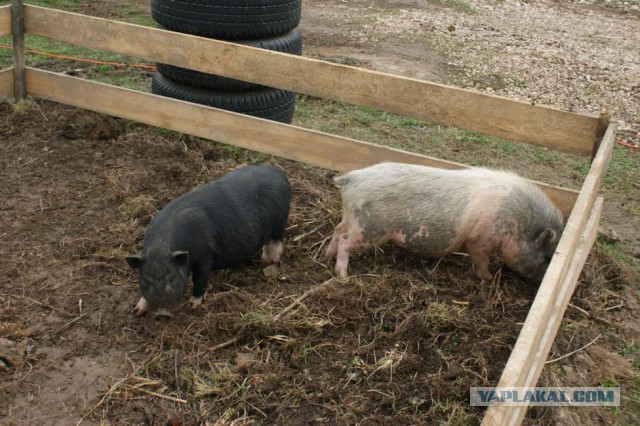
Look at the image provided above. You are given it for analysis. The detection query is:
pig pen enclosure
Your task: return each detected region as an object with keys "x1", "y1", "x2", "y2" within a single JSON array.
[{"x1": 0, "y1": 2, "x2": 632, "y2": 425}]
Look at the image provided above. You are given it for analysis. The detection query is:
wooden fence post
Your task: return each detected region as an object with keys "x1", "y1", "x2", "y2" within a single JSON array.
[{"x1": 11, "y1": 0, "x2": 26, "y2": 100}]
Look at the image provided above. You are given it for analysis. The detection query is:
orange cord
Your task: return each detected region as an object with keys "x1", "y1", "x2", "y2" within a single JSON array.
[
  {"x1": 0, "y1": 43, "x2": 156, "y2": 70},
  {"x1": 615, "y1": 139, "x2": 640, "y2": 150}
]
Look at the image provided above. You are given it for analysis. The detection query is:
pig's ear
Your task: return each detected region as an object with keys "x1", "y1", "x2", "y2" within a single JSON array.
[
  {"x1": 535, "y1": 228, "x2": 556, "y2": 248},
  {"x1": 126, "y1": 255, "x2": 144, "y2": 270},
  {"x1": 172, "y1": 251, "x2": 189, "y2": 266}
]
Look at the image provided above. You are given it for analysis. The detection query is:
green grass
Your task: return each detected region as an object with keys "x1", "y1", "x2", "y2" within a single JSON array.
[
  {"x1": 0, "y1": 32, "x2": 154, "y2": 90},
  {"x1": 1, "y1": 0, "x2": 75, "y2": 6},
  {"x1": 602, "y1": 144, "x2": 640, "y2": 191},
  {"x1": 0, "y1": 0, "x2": 153, "y2": 19},
  {"x1": 0, "y1": 0, "x2": 155, "y2": 90},
  {"x1": 598, "y1": 237, "x2": 640, "y2": 275},
  {"x1": 436, "y1": 0, "x2": 476, "y2": 14}
]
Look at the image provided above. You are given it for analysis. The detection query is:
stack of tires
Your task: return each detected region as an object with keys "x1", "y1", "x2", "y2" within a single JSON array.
[{"x1": 150, "y1": 0, "x2": 303, "y2": 123}]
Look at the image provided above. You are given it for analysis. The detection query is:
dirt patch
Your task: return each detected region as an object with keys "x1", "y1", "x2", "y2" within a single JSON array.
[
  {"x1": 0, "y1": 100, "x2": 637, "y2": 425},
  {"x1": 300, "y1": 0, "x2": 455, "y2": 83}
]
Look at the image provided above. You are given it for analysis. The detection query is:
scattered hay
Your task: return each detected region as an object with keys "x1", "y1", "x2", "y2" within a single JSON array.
[{"x1": 1, "y1": 101, "x2": 637, "y2": 425}]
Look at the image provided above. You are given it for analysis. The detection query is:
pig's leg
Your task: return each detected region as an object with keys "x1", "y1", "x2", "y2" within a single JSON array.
[
  {"x1": 133, "y1": 297, "x2": 149, "y2": 316},
  {"x1": 333, "y1": 217, "x2": 370, "y2": 280},
  {"x1": 190, "y1": 265, "x2": 211, "y2": 308},
  {"x1": 325, "y1": 221, "x2": 348, "y2": 260},
  {"x1": 261, "y1": 240, "x2": 283, "y2": 263},
  {"x1": 335, "y1": 232, "x2": 356, "y2": 280},
  {"x1": 465, "y1": 241, "x2": 493, "y2": 280},
  {"x1": 262, "y1": 222, "x2": 287, "y2": 262}
]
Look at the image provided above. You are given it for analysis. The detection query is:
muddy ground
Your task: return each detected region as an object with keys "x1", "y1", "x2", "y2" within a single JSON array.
[{"x1": 1, "y1": 0, "x2": 639, "y2": 425}]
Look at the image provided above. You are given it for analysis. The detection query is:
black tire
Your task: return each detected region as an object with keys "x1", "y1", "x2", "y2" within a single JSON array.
[
  {"x1": 151, "y1": 0, "x2": 302, "y2": 40},
  {"x1": 151, "y1": 72, "x2": 295, "y2": 123},
  {"x1": 156, "y1": 29, "x2": 302, "y2": 91}
]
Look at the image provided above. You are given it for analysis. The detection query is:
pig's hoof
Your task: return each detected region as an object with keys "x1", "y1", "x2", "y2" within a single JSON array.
[
  {"x1": 153, "y1": 309, "x2": 173, "y2": 320},
  {"x1": 469, "y1": 265, "x2": 492, "y2": 281},
  {"x1": 475, "y1": 269, "x2": 493, "y2": 281},
  {"x1": 190, "y1": 296, "x2": 204, "y2": 309},
  {"x1": 336, "y1": 272, "x2": 350, "y2": 283},
  {"x1": 132, "y1": 297, "x2": 149, "y2": 317},
  {"x1": 261, "y1": 241, "x2": 283, "y2": 263}
]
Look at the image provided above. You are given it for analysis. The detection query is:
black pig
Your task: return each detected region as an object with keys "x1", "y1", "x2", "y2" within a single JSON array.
[{"x1": 126, "y1": 165, "x2": 291, "y2": 319}]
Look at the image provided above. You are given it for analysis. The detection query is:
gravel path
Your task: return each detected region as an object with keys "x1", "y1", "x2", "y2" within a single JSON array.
[{"x1": 369, "y1": 0, "x2": 640, "y2": 147}]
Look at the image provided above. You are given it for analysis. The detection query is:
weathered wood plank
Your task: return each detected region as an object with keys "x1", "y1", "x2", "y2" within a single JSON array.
[
  {"x1": 0, "y1": 5, "x2": 10, "y2": 37},
  {"x1": 0, "y1": 67, "x2": 14, "y2": 101},
  {"x1": 25, "y1": 67, "x2": 580, "y2": 217},
  {"x1": 482, "y1": 120, "x2": 616, "y2": 425},
  {"x1": 23, "y1": 5, "x2": 604, "y2": 156},
  {"x1": 12, "y1": 0, "x2": 26, "y2": 101}
]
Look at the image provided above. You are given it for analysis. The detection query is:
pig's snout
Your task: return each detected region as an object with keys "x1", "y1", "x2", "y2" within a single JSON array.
[
  {"x1": 153, "y1": 308, "x2": 174, "y2": 320},
  {"x1": 132, "y1": 298, "x2": 173, "y2": 319}
]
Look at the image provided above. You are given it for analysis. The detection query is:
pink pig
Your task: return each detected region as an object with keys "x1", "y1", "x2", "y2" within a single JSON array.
[{"x1": 325, "y1": 163, "x2": 563, "y2": 283}]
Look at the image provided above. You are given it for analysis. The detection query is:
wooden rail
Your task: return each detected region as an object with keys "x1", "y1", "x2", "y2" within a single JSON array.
[
  {"x1": 21, "y1": 5, "x2": 606, "y2": 156},
  {"x1": 25, "y1": 67, "x2": 580, "y2": 218}
]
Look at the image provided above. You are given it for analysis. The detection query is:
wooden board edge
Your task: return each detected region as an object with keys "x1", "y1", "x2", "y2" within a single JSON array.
[
  {"x1": 0, "y1": 5, "x2": 10, "y2": 37},
  {"x1": 24, "y1": 68, "x2": 581, "y2": 214},
  {"x1": 481, "y1": 122, "x2": 616, "y2": 424},
  {"x1": 23, "y1": 67, "x2": 470, "y2": 172},
  {"x1": 481, "y1": 196, "x2": 603, "y2": 425},
  {"x1": 23, "y1": 5, "x2": 602, "y2": 157},
  {"x1": 0, "y1": 67, "x2": 14, "y2": 101}
]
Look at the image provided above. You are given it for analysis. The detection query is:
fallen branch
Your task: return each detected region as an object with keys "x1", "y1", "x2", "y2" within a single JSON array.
[
  {"x1": 14, "y1": 295, "x2": 75, "y2": 317},
  {"x1": 124, "y1": 384, "x2": 187, "y2": 404},
  {"x1": 603, "y1": 302, "x2": 624, "y2": 311},
  {"x1": 545, "y1": 334, "x2": 602, "y2": 364},
  {"x1": 292, "y1": 225, "x2": 323, "y2": 242},
  {"x1": 272, "y1": 278, "x2": 334, "y2": 322},
  {"x1": 568, "y1": 303, "x2": 589, "y2": 316},
  {"x1": 210, "y1": 335, "x2": 241, "y2": 351},
  {"x1": 41, "y1": 314, "x2": 86, "y2": 342}
]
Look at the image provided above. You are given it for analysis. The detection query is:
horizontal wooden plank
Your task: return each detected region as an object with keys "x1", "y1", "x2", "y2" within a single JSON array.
[
  {"x1": 0, "y1": 67, "x2": 13, "y2": 101},
  {"x1": 482, "y1": 120, "x2": 616, "y2": 425},
  {"x1": 24, "y1": 68, "x2": 467, "y2": 170},
  {"x1": 25, "y1": 67, "x2": 579, "y2": 218},
  {"x1": 23, "y1": 5, "x2": 604, "y2": 156},
  {"x1": 0, "y1": 5, "x2": 10, "y2": 37}
]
